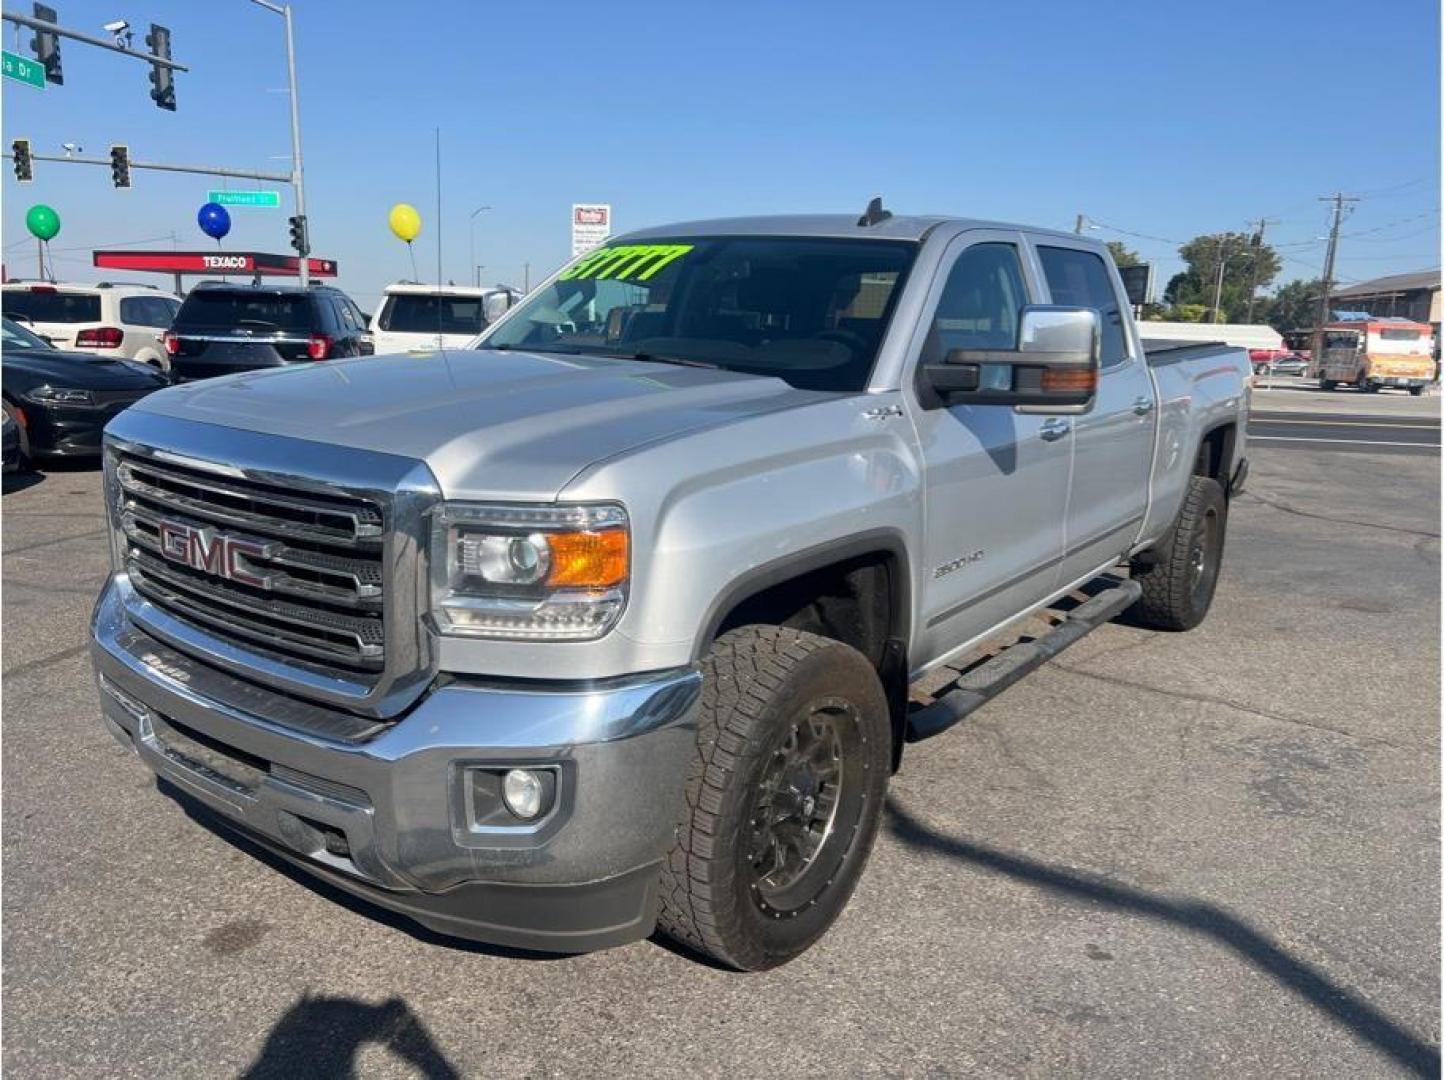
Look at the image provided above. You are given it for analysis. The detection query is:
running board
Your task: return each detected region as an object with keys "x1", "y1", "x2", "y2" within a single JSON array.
[{"x1": 905, "y1": 578, "x2": 1143, "y2": 743}]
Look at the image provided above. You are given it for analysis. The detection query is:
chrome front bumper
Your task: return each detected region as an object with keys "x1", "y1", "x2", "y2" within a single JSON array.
[{"x1": 90, "y1": 579, "x2": 701, "y2": 952}]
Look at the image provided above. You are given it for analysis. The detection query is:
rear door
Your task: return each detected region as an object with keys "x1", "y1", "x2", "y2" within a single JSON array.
[
  {"x1": 905, "y1": 230, "x2": 1073, "y2": 668},
  {"x1": 1030, "y1": 240, "x2": 1156, "y2": 584}
]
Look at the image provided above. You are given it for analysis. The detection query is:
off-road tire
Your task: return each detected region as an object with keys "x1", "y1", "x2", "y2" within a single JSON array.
[
  {"x1": 657, "y1": 625, "x2": 891, "y2": 970},
  {"x1": 1129, "y1": 475, "x2": 1227, "y2": 631}
]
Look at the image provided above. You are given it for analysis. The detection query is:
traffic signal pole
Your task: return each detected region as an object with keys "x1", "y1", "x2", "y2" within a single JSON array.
[{"x1": 250, "y1": 0, "x2": 309, "y2": 285}]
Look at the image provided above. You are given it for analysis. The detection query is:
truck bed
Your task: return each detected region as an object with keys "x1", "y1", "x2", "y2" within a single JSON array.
[{"x1": 1142, "y1": 339, "x2": 1230, "y2": 366}]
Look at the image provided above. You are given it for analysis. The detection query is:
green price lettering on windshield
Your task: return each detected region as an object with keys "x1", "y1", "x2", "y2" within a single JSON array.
[{"x1": 559, "y1": 243, "x2": 694, "y2": 282}]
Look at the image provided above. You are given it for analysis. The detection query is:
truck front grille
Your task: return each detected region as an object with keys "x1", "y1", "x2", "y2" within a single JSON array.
[{"x1": 115, "y1": 452, "x2": 388, "y2": 676}]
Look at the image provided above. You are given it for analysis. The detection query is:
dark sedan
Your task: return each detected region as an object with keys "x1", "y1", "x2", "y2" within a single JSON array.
[{"x1": 2, "y1": 317, "x2": 168, "y2": 469}]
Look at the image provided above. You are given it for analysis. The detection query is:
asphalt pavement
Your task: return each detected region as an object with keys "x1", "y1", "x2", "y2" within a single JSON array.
[{"x1": 2, "y1": 426, "x2": 1439, "y2": 1078}]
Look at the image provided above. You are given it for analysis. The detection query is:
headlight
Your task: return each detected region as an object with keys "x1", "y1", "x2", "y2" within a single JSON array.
[
  {"x1": 430, "y1": 502, "x2": 629, "y2": 640},
  {"x1": 26, "y1": 385, "x2": 94, "y2": 405}
]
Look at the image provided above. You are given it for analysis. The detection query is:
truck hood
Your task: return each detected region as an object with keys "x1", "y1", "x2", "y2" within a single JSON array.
[{"x1": 131, "y1": 347, "x2": 828, "y2": 499}]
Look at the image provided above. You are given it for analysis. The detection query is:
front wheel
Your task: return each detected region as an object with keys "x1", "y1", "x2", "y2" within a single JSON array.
[
  {"x1": 1320, "y1": 379, "x2": 1337, "y2": 391},
  {"x1": 657, "y1": 626, "x2": 891, "y2": 970},
  {"x1": 1129, "y1": 475, "x2": 1228, "y2": 631},
  {"x1": 1359, "y1": 379, "x2": 1378, "y2": 393}
]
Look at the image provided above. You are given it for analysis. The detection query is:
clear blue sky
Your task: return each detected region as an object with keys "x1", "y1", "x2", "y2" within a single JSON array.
[{"x1": 3, "y1": 0, "x2": 1439, "y2": 308}]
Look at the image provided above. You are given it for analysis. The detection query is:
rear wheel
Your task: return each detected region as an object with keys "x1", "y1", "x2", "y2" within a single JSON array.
[
  {"x1": 1409, "y1": 385, "x2": 1425, "y2": 397},
  {"x1": 657, "y1": 626, "x2": 891, "y2": 970},
  {"x1": 1129, "y1": 475, "x2": 1227, "y2": 631}
]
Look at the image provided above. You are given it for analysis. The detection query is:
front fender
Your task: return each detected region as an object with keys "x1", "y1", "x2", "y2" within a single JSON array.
[{"x1": 564, "y1": 394, "x2": 923, "y2": 665}]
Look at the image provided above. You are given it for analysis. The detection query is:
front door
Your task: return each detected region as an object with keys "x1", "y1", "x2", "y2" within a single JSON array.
[
  {"x1": 904, "y1": 231, "x2": 1073, "y2": 672},
  {"x1": 1030, "y1": 240, "x2": 1155, "y2": 584}
]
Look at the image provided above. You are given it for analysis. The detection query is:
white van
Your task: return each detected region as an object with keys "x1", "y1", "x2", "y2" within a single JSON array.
[{"x1": 368, "y1": 282, "x2": 520, "y2": 354}]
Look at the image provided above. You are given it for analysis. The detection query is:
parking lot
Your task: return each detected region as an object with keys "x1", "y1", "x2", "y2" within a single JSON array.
[{"x1": 2, "y1": 403, "x2": 1439, "y2": 1077}]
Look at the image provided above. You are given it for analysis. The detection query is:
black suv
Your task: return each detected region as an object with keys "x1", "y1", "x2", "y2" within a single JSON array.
[{"x1": 165, "y1": 282, "x2": 373, "y2": 381}]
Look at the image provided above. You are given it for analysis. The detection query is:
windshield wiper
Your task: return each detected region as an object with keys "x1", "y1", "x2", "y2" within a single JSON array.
[
  {"x1": 611, "y1": 352, "x2": 720, "y2": 370},
  {"x1": 489, "y1": 343, "x2": 583, "y2": 355}
]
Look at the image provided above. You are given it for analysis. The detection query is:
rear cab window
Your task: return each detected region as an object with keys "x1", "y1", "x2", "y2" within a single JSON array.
[
  {"x1": 1036, "y1": 245, "x2": 1130, "y2": 366},
  {"x1": 174, "y1": 290, "x2": 315, "y2": 332},
  {"x1": 378, "y1": 294, "x2": 487, "y2": 335},
  {"x1": 2, "y1": 289, "x2": 101, "y2": 324}
]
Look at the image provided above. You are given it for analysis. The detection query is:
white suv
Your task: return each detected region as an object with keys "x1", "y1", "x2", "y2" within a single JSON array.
[
  {"x1": 1, "y1": 281, "x2": 181, "y2": 370},
  {"x1": 368, "y1": 282, "x2": 520, "y2": 354}
]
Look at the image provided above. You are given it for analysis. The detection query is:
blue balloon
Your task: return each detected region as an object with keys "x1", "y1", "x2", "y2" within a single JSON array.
[{"x1": 197, "y1": 201, "x2": 231, "y2": 241}]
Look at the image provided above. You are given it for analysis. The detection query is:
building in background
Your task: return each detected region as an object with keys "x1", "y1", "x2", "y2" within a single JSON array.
[{"x1": 1331, "y1": 270, "x2": 1441, "y2": 325}]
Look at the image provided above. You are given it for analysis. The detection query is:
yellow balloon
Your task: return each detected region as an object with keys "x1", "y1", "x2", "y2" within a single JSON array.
[{"x1": 388, "y1": 203, "x2": 422, "y2": 243}]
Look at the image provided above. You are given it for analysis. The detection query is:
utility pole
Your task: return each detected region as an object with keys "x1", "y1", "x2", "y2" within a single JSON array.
[
  {"x1": 1074, "y1": 213, "x2": 1086, "y2": 234},
  {"x1": 1316, "y1": 192, "x2": 1360, "y2": 328},
  {"x1": 1243, "y1": 217, "x2": 1279, "y2": 323},
  {"x1": 524, "y1": 262, "x2": 529, "y2": 292},
  {"x1": 1211, "y1": 237, "x2": 1233, "y2": 323}
]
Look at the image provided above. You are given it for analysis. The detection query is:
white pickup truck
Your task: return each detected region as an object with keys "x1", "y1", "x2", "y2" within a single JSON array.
[{"x1": 92, "y1": 203, "x2": 1250, "y2": 969}]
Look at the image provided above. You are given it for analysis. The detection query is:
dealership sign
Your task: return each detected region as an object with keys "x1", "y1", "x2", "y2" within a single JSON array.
[
  {"x1": 92, "y1": 250, "x2": 338, "y2": 278},
  {"x1": 572, "y1": 204, "x2": 611, "y2": 257}
]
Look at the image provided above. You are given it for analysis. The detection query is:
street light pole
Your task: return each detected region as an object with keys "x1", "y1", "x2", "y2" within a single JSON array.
[
  {"x1": 250, "y1": 0, "x2": 308, "y2": 286},
  {"x1": 469, "y1": 206, "x2": 491, "y2": 287}
]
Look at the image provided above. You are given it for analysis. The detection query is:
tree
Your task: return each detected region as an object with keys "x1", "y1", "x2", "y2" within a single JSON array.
[
  {"x1": 1162, "y1": 303, "x2": 1209, "y2": 323},
  {"x1": 1105, "y1": 241, "x2": 1141, "y2": 268},
  {"x1": 1266, "y1": 278, "x2": 1324, "y2": 333},
  {"x1": 1164, "y1": 232, "x2": 1282, "y2": 322}
]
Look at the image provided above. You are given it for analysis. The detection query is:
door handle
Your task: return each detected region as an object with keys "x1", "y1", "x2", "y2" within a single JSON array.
[
  {"x1": 1039, "y1": 418, "x2": 1072, "y2": 442},
  {"x1": 1132, "y1": 396, "x2": 1155, "y2": 416}
]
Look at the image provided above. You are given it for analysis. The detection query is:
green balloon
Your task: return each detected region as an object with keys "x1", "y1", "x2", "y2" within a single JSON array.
[{"x1": 25, "y1": 204, "x2": 59, "y2": 242}]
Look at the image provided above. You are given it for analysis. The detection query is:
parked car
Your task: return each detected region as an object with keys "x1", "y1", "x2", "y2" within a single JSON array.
[
  {"x1": 1252, "y1": 354, "x2": 1308, "y2": 377},
  {"x1": 92, "y1": 207, "x2": 1250, "y2": 969},
  {"x1": 2, "y1": 317, "x2": 167, "y2": 468},
  {"x1": 2, "y1": 281, "x2": 180, "y2": 371},
  {"x1": 163, "y1": 281, "x2": 374, "y2": 381},
  {"x1": 368, "y1": 282, "x2": 520, "y2": 354}
]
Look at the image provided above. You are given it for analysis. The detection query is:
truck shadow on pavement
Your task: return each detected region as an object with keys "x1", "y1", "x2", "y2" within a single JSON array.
[
  {"x1": 241, "y1": 993, "x2": 461, "y2": 1080},
  {"x1": 885, "y1": 800, "x2": 1441, "y2": 1078}
]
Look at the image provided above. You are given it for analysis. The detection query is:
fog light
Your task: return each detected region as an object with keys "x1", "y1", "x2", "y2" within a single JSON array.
[{"x1": 502, "y1": 769, "x2": 545, "y2": 819}]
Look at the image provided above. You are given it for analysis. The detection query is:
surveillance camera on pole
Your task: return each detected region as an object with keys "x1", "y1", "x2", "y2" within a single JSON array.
[{"x1": 102, "y1": 18, "x2": 131, "y2": 49}]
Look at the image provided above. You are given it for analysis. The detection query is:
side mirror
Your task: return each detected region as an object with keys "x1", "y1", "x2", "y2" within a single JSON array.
[
  {"x1": 483, "y1": 293, "x2": 512, "y2": 324},
  {"x1": 920, "y1": 305, "x2": 1101, "y2": 412}
]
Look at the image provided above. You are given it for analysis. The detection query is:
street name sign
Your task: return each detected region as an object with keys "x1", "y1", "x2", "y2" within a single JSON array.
[
  {"x1": 207, "y1": 190, "x2": 282, "y2": 209},
  {"x1": 2, "y1": 51, "x2": 45, "y2": 90}
]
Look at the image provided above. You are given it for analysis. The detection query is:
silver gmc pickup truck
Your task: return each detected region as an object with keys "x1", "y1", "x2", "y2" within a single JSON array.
[{"x1": 90, "y1": 206, "x2": 1250, "y2": 970}]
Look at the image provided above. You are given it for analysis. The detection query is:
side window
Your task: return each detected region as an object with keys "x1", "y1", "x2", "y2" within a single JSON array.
[
  {"x1": 930, "y1": 243, "x2": 1029, "y2": 356},
  {"x1": 1037, "y1": 246, "x2": 1128, "y2": 367}
]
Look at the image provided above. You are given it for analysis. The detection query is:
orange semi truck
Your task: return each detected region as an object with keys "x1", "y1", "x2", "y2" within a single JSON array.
[{"x1": 1314, "y1": 319, "x2": 1436, "y2": 395}]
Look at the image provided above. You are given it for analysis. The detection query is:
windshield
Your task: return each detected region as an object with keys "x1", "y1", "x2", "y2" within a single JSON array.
[
  {"x1": 2, "y1": 317, "x2": 53, "y2": 350},
  {"x1": 174, "y1": 290, "x2": 313, "y2": 331},
  {"x1": 378, "y1": 293, "x2": 486, "y2": 335},
  {"x1": 480, "y1": 236, "x2": 917, "y2": 391},
  {"x1": 2, "y1": 289, "x2": 101, "y2": 324}
]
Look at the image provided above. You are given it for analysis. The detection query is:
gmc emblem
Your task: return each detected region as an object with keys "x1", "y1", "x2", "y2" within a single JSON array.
[{"x1": 158, "y1": 521, "x2": 278, "y2": 589}]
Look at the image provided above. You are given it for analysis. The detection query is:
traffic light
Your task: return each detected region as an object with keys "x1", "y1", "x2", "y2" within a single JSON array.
[
  {"x1": 31, "y1": 3, "x2": 63, "y2": 85},
  {"x1": 109, "y1": 145, "x2": 131, "y2": 189},
  {"x1": 288, "y1": 214, "x2": 310, "y2": 256},
  {"x1": 144, "y1": 23, "x2": 175, "y2": 111},
  {"x1": 12, "y1": 139, "x2": 33, "y2": 183}
]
